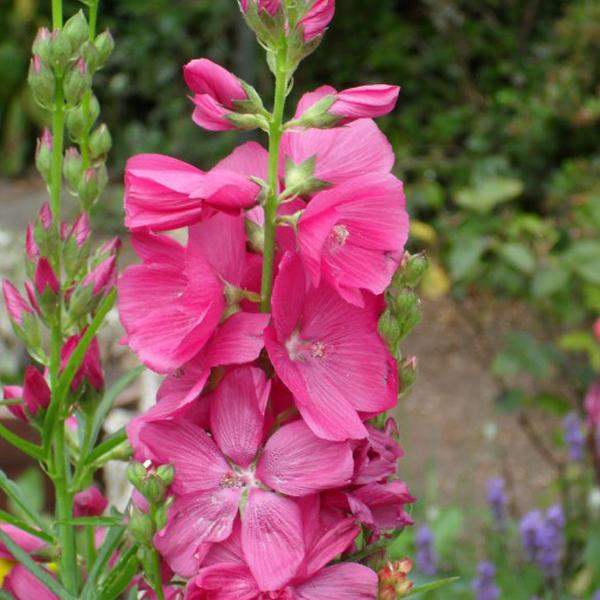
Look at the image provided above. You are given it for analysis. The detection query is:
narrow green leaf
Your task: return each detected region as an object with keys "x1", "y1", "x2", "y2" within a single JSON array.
[
  {"x1": 0, "y1": 422, "x2": 44, "y2": 461},
  {"x1": 43, "y1": 289, "x2": 116, "y2": 456},
  {"x1": 0, "y1": 590, "x2": 16, "y2": 599},
  {"x1": 405, "y1": 576, "x2": 460, "y2": 596},
  {"x1": 56, "y1": 515, "x2": 123, "y2": 527},
  {"x1": 0, "y1": 529, "x2": 76, "y2": 600},
  {"x1": 0, "y1": 469, "x2": 52, "y2": 536},
  {"x1": 0, "y1": 510, "x2": 54, "y2": 544},
  {"x1": 99, "y1": 546, "x2": 139, "y2": 600},
  {"x1": 86, "y1": 427, "x2": 129, "y2": 467}
]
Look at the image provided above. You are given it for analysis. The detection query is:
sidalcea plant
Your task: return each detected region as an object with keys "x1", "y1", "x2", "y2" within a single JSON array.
[{"x1": 1, "y1": 1, "x2": 429, "y2": 598}]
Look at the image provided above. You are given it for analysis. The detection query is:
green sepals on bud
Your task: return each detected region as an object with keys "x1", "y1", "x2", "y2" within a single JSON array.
[
  {"x1": 89, "y1": 123, "x2": 112, "y2": 160},
  {"x1": 128, "y1": 507, "x2": 155, "y2": 546},
  {"x1": 63, "y1": 10, "x2": 89, "y2": 54},
  {"x1": 245, "y1": 218, "x2": 265, "y2": 254},
  {"x1": 241, "y1": 1, "x2": 286, "y2": 52},
  {"x1": 32, "y1": 28, "x2": 52, "y2": 63},
  {"x1": 66, "y1": 94, "x2": 100, "y2": 141},
  {"x1": 399, "y1": 356, "x2": 417, "y2": 392},
  {"x1": 63, "y1": 147, "x2": 84, "y2": 192},
  {"x1": 288, "y1": 94, "x2": 339, "y2": 130},
  {"x1": 49, "y1": 29, "x2": 73, "y2": 69},
  {"x1": 35, "y1": 129, "x2": 53, "y2": 183},
  {"x1": 28, "y1": 56, "x2": 55, "y2": 109},
  {"x1": 392, "y1": 252, "x2": 428, "y2": 289},
  {"x1": 64, "y1": 58, "x2": 92, "y2": 107},
  {"x1": 232, "y1": 81, "x2": 267, "y2": 116},
  {"x1": 94, "y1": 29, "x2": 115, "y2": 69},
  {"x1": 80, "y1": 41, "x2": 100, "y2": 73},
  {"x1": 225, "y1": 112, "x2": 270, "y2": 132},
  {"x1": 127, "y1": 462, "x2": 147, "y2": 489},
  {"x1": 156, "y1": 464, "x2": 175, "y2": 487},
  {"x1": 284, "y1": 27, "x2": 323, "y2": 76},
  {"x1": 284, "y1": 156, "x2": 329, "y2": 196},
  {"x1": 154, "y1": 498, "x2": 172, "y2": 532},
  {"x1": 78, "y1": 164, "x2": 108, "y2": 209}
]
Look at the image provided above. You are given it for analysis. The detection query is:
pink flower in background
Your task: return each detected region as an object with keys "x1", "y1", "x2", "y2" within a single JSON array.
[
  {"x1": 138, "y1": 366, "x2": 353, "y2": 586},
  {"x1": 265, "y1": 253, "x2": 398, "y2": 441},
  {"x1": 298, "y1": 0, "x2": 335, "y2": 42},
  {"x1": 298, "y1": 174, "x2": 408, "y2": 306},
  {"x1": 594, "y1": 318, "x2": 600, "y2": 341},
  {"x1": 585, "y1": 378, "x2": 600, "y2": 429},
  {"x1": 280, "y1": 115, "x2": 394, "y2": 189},
  {"x1": 61, "y1": 332, "x2": 104, "y2": 392},
  {"x1": 73, "y1": 486, "x2": 108, "y2": 518},
  {"x1": 184, "y1": 59, "x2": 248, "y2": 131}
]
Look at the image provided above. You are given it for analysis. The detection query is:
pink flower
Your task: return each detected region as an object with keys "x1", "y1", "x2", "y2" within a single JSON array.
[
  {"x1": 594, "y1": 318, "x2": 600, "y2": 342},
  {"x1": 74, "y1": 486, "x2": 108, "y2": 518},
  {"x1": 353, "y1": 425, "x2": 404, "y2": 486},
  {"x1": 184, "y1": 59, "x2": 248, "y2": 131},
  {"x1": 34, "y1": 257, "x2": 59, "y2": 296},
  {"x1": 0, "y1": 524, "x2": 46, "y2": 560},
  {"x1": 60, "y1": 332, "x2": 104, "y2": 392},
  {"x1": 139, "y1": 366, "x2": 353, "y2": 586},
  {"x1": 3, "y1": 565, "x2": 57, "y2": 600},
  {"x1": 280, "y1": 111, "x2": 394, "y2": 190},
  {"x1": 585, "y1": 378, "x2": 600, "y2": 429},
  {"x1": 2, "y1": 281, "x2": 34, "y2": 327},
  {"x1": 297, "y1": 173, "x2": 408, "y2": 306},
  {"x1": 265, "y1": 252, "x2": 398, "y2": 441},
  {"x1": 298, "y1": 0, "x2": 335, "y2": 42},
  {"x1": 119, "y1": 212, "x2": 258, "y2": 373},
  {"x1": 298, "y1": 84, "x2": 400, "y2": 125},
  {"x1": 3, "y1": 367, "x2": 51, "y2": 422}
]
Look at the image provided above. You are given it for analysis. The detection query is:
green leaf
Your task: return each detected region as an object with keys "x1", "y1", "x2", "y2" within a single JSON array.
[
  {"x1": 405, "y1": 576, "x2": 460, "y2": 596},
  {"x1": 454, "y1": 177, "x2": 523, "y2": 213},
  {"x1": 85, "y1": 427, "x2": 130, "y2": 467},
  {"x1": 563, "y1": 240, "x2": 600, "y2": 284},
  {"x1": 0, "y1": 529, "x2": 76, "y2": 600},
  {"x1": 0, "y1": 422, "x2": 44, "y2": 461},
  {"x1": 558, "y1": 331, "x2": 600, "y2": 370},
  {"x1": 492, "y1": 333, "x2": 554, "y2": 380},
  {"x1": 448, "y1": 237, "x2": 488, "y2": 280},
  {"x1": 0, "y1": 510, "x2": 53, "y2": 543},
  {"x1": 0, "y1": 469, "x2": 52, "y2": 536},
  {"x1": 496, "y1": 242, "x2": 536, "y2": 274},
  {"x1": 0, "y1": 590, "x2": 16, "y2": 600},
  {"x1": 98, "y1": 545, "x2": 139, "y2": 600},
  {"x1": 56, "y1": 515, "x2": 124, "y2": 527},
  {"x1": 13, "y1": 467, "x2": 45, "y2": 515},
  {"x1": 531, "y1": 264, "x2": 570, "y2": 298},
  {"x1": 495, "y1": 388, "x2": 528, "y2": 413}
]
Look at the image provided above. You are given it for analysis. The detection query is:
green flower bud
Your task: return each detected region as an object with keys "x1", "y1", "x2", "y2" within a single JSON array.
[
  {"x1": 89, "y1": 124, "x2": 112, "y2": 160},
  {"x1": 49, "y1": 29, "x2": 73, "y2": 68},
  {"x1": 127, "y1": 462, "x2": 147, "y2": 489},
  {"x1": 35, "y1": 129, "x2": 53, "y2": 183},
  {"x1": 64, "y1": 58, "x2": 92, "y2": 107},
  {"x1": 28, "y1": 56, "x2": 55, "y2": 109},
  {"x1": 66, "y1": 94, "x2": 99, "y2": 141},
  {"x1": 225, "y1": 111, "x2": 270, "y2": 131},
  {"x1": 94, "y1": 29, "x2": 115, "y2": 68},
  {"x1": 393, "y1": 253, "x2": 429, "y2": 289},
  {"x1": 284, "y1": 156, "x2": 329, "y2": 196},
  {"x1": 63, "y1": 10, "x2": 89, "y2": 53},
  {"x1": 154, "y1": 499, "x2": 172, "y2": 531},
  {"x1": 63, "y1": 147, "x2": 84, "y2": 192},
  {"x1": 78, "y1": 164, "x2": 107, "y2": 209},
  {"x1": 156, "y1": 464, "x2": 175, "y2": 487},
  {"x1": 32, "y1": 28, "x2": 52, "y2": 63},
  {"x1": 140, "y1": 475, "x2": 167, "y2": 505},
  {"x1": 80, "y1": 40, "x2": 100, "y2": 73},
  {"x1": 378, "y1": 309, "x2": 402, "y2": 352},
  {"x1": 128, "y1": 508, "x2": 155, "y2": 546}
]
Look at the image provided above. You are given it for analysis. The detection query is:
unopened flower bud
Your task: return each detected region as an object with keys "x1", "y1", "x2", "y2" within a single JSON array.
[
  {"x1": 2, "y1": 280, "x2": 34, "y2": 328},
  {"x1": 89, "y1": 124, "x2": 112, "y2": 160},
  {"x1": 78, "y1": 164, "x2": 107, "y2": 208},
  {"x1": 66, "y1": 94, "x2": 100, "y2": 141},
  {"x1": 156, "y1": 464, "x2": 175, "y2": 486},
  {"x1": 68, "y1": 255, "x2": 116, "y2": 320},
  {"x1": 80, "y1": 40, "x2": 100, "y2": 73},
  {"x1": 64, "y1": 58, "x2": 92, "y2": 107},
  {"x1": 128, "y1": 507, "x2": 155, "y2": 546},
  {"x1": 74, "y1": 486, "x2": 108, "y2": 518},
  {"x1": 63, "y1": 147, "x2": 84, "y2": 192},
  {"x1": 61, "y1": 332, "x2": 104, "y2": 393},
  {"x1": 284, "y1": 156, "x2": 327, "y2": 196},
  {"x1": 32, "y1": 201, "x2": 54, "y2": 259},
  {"x1": 139, "y1": 475, "x2": 167, "y2": 505},
  {"x1": 154, "y1": 500, "x2": 171, "y2": 531},
  {"x1": 35, "y1": 128, "x2": 53, "y2": 182},
  {"x1": 22, "y1": 366, "x2": 51, "y2": 420},
  {"x1": 35, "y1": 257, "x2": 60, "y2": 320},
  {"x1": 399, "y1": 356, "x2": 418, "y2": 391},
  {"x1": 384, "y1": 417, "x2": 400, "y2": 439},
  {"x1": 63, "y1": 10, "x2": 89, "y2": 53},
  {"x1": 378, "y1": 559, "x2": 413, "y2": 600},
  {"x1": 127, "y1": 463, "x2": 147, "y2": 489},
  {"x1": 2, "y1": 280, "x2": 42, "y2": 354},
  {"x1": 28, "y1": 55, "x2": 55, "y2": 109},
  {"x1": 394, "y1": 252, "x2": 429, "y2": 289},
  {"x1": 94, "y1": 29, "x2": 115, "y2": 68},
  {"x1": 245, "y1": 218, "x2": 264, "y2": 254},
  {"x1": 32, "y1": 27, "x2": 52, "y2": 63},
  {"x1": 63, "y1": 212, "x2": 91, "y2": 278},
  {"x1": 91, "y1": 237, "x2": 121, "y2": 268},
  {"x1": 49, "y1": 29, "x2": 73, "y2": 68}
]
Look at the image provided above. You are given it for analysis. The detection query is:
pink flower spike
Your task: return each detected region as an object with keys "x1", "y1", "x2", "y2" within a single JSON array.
[
  {"x1": 68, "y1": 213, "x2": 91, "y2": 248},
  {"x1": 265, "y1": 252, "x2": 398, "y2": 441},
  {"x1": 2, "y1": 280, "x2": 33, "y2": 326},
  {"x1": 184, "y1": 59, "x2": 248, "y2": 131},
  {"x1": 124, "y1": 154, "x2": 206, "y2": 232},
  {"x1": 74, "y1": 486, "x2": 108, "y2": 518},
  {"x1": 34, "y1": 257, "x2": 59, "y2": 296},
  {"x1": 22, "y1": 366, "x2": 51, "y2": 417},
  {"x1": 298, "y1": 0, "x2": 335, "y2": 42},
  {"x1": 298, "y1": 173, "x2": 408, "y2": 305},
  {"x1": 83, "y1": 255, "x2": 117, "y2": 295},
  {"x1": 61, "y1": 332, "x2": 104, "y2": 392}
]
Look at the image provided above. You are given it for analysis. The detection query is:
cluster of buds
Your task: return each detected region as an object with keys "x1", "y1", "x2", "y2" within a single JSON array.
[
  {"x1": 378, "y1": 559, "x2": 414, "y2": 599},
  {"x1": 31, "y1": 11, "x2": 114, "y2": 209}
]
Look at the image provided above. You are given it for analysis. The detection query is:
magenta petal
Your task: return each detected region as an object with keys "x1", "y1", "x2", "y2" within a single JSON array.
[
  {"x1": 0, "y1": 524, "x2": 46, "y2": 560},
  {"x1": 213, "y1": 141, "x2": 269, "y2": 181},
  {"x1": 4, "y1": 565, "x2": 58, "y2": 600},
  {"x1": 242, "y1": 488, "x2": 304, "y2": 591},
  {"x1": 294, "y1": 563, "x2": 378, "y2": 600},
  {"x1": 155, "y1": 489, "x2": 241, "y2": 577},
  {"x1": 210, "y1": 366, "x2": 270, "y2": 468},
  {"x1": 139, "y1": 421, "x2": 229, "y2": 495},
  {"x1": 257, "y1": 420, "x2": 353, "y2": 496},
  {"x1": 191, "y1": 563, "x2": 259, "y2": 600}
]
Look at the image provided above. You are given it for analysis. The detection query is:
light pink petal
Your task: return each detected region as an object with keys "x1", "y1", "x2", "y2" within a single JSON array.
[
  {"x1": 139, "y1": 421, "x2": 229, "y2": 494},
  {"x1": 242, "y1": 488, "x2": 304, "y2": 591},
  {"x1": 155, "y1": 489, "x2": 241, "y2": 577},
  {"x1": 193, "y1": 169, "x2": 261, "y2": 211},
  {"x1": 213, "y1": 141, "x2": 269, "y2": 181},
  {"x1": 203, "y1": 312, "x2": 269, "y2": 367},
  {"x1": 191, "y1": 563, "x2": 259, "y2": 600},
  {"x1": 210, "y1": 366, "x2": 270, "y2": 468},
  {"x1": 294, "y1": 563, "x2": 378, "y2": 600},
  {"x1": 280, "y1": 119, "x2": 394, "y2": 187},
  {"x1": 0, "y1": 524, "x2": 46, "y2": 560},
  {"x1": 298, "y1": 0, "x2": 335, "y2": 42},
  {"x1": 184, "y1": 59, "x2": 246, "y2": 106},
  {"x1": 256, "y1": 419, "x2": 353, "y2": 495},
  {"x1": 332, "y1": 84, "x2": 400, "y2": 121},
  {"x1": 4, "y1": 565, "x2": 58, "y2": 600},
  {"x1": 190, "y1": 93, "x2": 238, "y2": 131},
  {"x1": 124, "y1": 154, "x2": 205, "y2": 231},
  {"x1": 130, "y1": 232, "x2": 185, "y2": 267}
]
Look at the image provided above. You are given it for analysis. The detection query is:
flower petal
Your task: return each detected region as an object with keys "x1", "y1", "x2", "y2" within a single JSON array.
[{"x1": 294, "y1": 563, "x2": 378, "y2": 600}]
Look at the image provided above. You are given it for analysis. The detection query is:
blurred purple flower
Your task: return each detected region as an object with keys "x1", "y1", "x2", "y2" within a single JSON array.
[
  {"x1": 415, "y1": 523, "x2": 438, "y2": 576},
  {"x1": 486, "y1": 477, "x2": 508, "y2": 531},
  {"x1": 472, "y1": 561, "x2": 500, "y2": 600},
  {"x1": 563, "y1": 412, "x2": 585, "y2": 462}
]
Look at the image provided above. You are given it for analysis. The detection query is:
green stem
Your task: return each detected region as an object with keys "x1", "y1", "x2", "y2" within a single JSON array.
[
  {"x1": 260, "y1": 45, "x2": 288, "y2": 312},
  {"x1": 51, "y1": 0, "x2": 62, "y2": 28},
  {"x1": 81, "y1": 0, "x2": 99, "y2": 169},
  {"x1": 85, "y1": 524, "x2": 97, "y2": 571}
]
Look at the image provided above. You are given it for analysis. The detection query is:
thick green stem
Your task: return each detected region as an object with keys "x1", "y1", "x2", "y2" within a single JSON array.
[
  {"x1": 51, "y1": 0, "x2": 62, "y2": 28},
  {"x1": 260, "y1": 46, "x2": 288, "y2": 312}
]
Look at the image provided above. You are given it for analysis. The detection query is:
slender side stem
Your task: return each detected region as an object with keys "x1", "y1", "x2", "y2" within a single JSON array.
[
  {"x1": 81, "y1": 0, "x2": 100, "y2": 169},
  {"x1": 260, "y1": 45, "x2": 288, "y2": 312},
  {"x1": 51, "y1": 0, "x2": 62, "y2": 29}
]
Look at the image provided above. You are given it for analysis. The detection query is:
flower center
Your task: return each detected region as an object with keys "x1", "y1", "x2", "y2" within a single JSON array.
[
  {"x1": 331, "y1": 223, "x2": 350, "y2": 246},
  {"x1": 219, "y1": 471, "x2": 246, "y2": 489},
  {"x1": 285, "y1": 332, "x2": 328, "y2": 361}
]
